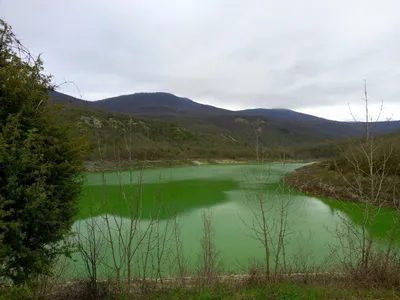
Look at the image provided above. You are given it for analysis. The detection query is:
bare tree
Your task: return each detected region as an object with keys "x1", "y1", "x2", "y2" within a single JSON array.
[
  {"x1": 75, "y1": 215, "x2": 106, "y2": 299},
  {"x1": 329, "y1": 81, "x2": 400, "y2": 285},
  {"x1": 240, "y1": 165, "x2": 296, "y2": 279},
  {"x1": 80, "y1": 121, "x2": 180, "y2": 295},
  {"x1": 196, "y1": 210, "x2": 221, "y2": 289},
  {"x1": 172, "y1": 215, "x2": 188, "y2": 286}
]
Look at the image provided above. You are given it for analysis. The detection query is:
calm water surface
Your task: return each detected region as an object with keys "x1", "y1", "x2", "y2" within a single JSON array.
[{"x1": 64, "y1": 163, "x2": 399, "y2": 279}]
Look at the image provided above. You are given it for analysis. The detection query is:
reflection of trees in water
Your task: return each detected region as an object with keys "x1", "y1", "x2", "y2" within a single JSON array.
[{"x1": 79, "y1": 179, "x2": 240, "y2": 220}]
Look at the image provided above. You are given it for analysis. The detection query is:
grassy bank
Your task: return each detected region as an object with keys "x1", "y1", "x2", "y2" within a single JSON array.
[
  {"x1": 2, "y1": 273, "x2": 400, "y2": 299},
  {"x1": 141, "y1": 284, "x2": 399, "y2": 300}
]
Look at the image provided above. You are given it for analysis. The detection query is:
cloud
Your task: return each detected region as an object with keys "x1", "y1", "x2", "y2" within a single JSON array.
[{"x1": 2, "y1": 0, "x2": 400, "y2": 120}]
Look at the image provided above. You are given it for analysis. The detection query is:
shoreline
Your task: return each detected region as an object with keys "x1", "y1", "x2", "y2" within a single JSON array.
[
  {"x1": 283, "y1": 162, "x2": 364, "y2": 205},
  {"x1": 83, "y1": 158, "x2": 312, "y2": 172},
  {"x1": 283, "y1": 162, "x2": 400, "y2": 209}
]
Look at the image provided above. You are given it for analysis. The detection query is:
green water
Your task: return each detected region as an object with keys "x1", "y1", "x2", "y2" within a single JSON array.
[{"x1": 65, "y1": 163, "x2": 400, "y2": 279}]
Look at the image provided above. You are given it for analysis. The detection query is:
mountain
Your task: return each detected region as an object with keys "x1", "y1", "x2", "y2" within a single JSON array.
[
  {"x1": 238, "y1": 108, "x2": 400, "y2": 139},
  {"x1": 50, "y1": 92, "x2": 338, "y2": 145},
  {"x1": 92, "y1": 92, "x2": 231, "y2": 117},
  {"x1": 50, "y1": 90, "x2": 88, "y2": 105},
  {"x1": 239, "y1": 108, "x2": 332, "y2": 122},
  {"x1": 48, "y1": 91, "x2": 400, "y2": 161},
  {"x1": 50, "y1": 96, "x2": 260, "y2": 161},
  {"x1": 237, "y1": 108, "x2": 358, "y2": 139}
]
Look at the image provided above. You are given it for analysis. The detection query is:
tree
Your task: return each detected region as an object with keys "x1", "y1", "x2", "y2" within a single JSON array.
[
  {"x1": 0, "y1": 20, "x2": 87, "y2": 284},
  {"x1": 329, "y1": 81, "x2": 400, "y2": 285}
]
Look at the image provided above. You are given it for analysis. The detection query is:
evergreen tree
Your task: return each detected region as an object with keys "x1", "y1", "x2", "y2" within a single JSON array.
[{"x1": 0, "y1": 19, "x2": 87, "y2": 284}]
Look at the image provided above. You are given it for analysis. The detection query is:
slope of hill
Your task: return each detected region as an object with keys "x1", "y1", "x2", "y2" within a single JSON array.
[
  {"x1": 50, "y1": 90, "x2": 88, "y2": 105},
  {"x1": 92, "y1": 92, "x2": 231, "y2": 116},
  {"x1": 51, "y1": 97, "x2": 263, "y2": 161},
  {"x1": 49, "y1": 91, "x2": 331, "y2": 149},
  {"x1": 88, "y1": 92, "x2": 400, "y2": 139},
  {"x1": 49, "y1": 90, "x2": 400, "y2": 161},
  {"x1": 239, "y1": 108, "x2": 400, "y2": 139}
]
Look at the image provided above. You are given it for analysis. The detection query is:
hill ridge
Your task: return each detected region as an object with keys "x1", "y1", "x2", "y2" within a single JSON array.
[{"x1": 49, "y1": 90, "x2": 400, "y2": 146}]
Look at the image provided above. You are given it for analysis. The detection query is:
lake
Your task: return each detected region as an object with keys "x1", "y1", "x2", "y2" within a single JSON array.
[{"x1": 62, "y1": 163, "x2": 400, "y2": 280}]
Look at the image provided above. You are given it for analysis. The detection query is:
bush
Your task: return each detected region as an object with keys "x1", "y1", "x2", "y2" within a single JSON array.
[{"x1": 0, "y1": 20, "x2": 87, "y2": 284}]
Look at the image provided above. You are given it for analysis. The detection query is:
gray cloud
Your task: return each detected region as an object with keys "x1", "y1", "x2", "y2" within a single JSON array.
[{"x1": 2, "y1": 0, "x2": 400, "y2": 120}]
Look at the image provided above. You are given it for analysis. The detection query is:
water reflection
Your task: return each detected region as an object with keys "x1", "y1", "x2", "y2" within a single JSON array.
[{"x1": 65, "y1": 164, "x2": 400, "y2": 280}]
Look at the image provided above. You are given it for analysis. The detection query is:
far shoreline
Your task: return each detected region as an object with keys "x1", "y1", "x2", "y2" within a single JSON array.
[
  {"x1": 283, "y1": 162, "x2": 400, "y2": 210},
  {"x1": 83, "y1": 158, "x2": 314, "y2": 173}
]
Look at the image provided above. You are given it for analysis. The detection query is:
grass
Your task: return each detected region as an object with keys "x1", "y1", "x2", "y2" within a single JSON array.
[
  {"x1": 146, "y1": 284, "x2": 400, "y2": 300},
  {"x1": 3, "y1": 280, "x2": 399, "y2": 300}
]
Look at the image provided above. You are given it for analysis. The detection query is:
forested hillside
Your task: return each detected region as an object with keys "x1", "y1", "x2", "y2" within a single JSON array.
[{"x1": 50, "y1": 90, "x2": 400, "y2": 162}]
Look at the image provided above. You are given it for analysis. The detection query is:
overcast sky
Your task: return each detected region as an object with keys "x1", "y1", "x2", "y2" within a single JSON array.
[{"x1": 2, "y1": 0, "x2": 399, "y2": 121}]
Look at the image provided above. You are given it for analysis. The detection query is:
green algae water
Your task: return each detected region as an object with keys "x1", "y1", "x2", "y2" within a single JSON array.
[{"x1": 63, "y1": 163, "x2": 400, "y2": 279}]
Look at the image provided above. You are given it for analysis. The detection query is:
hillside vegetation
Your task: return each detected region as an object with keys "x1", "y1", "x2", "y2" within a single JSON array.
[
  {"x1": 285, "y1": 131, "x2": 400, "y2": 207},
  {"x1": 51, "y1": 90, "x2": 400, "y2": 164},
  {"x1": 56, "y1": 100, "x2": 255, "y2": 161}
]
